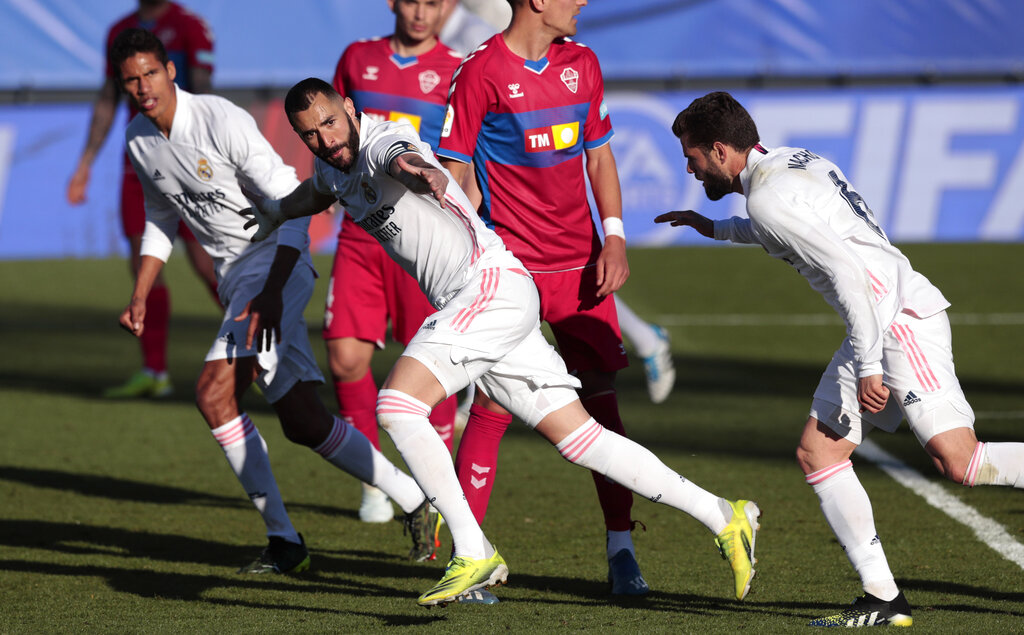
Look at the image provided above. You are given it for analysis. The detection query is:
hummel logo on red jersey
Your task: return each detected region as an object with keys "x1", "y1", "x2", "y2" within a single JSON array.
[
  {"x1": 560, "y1": 67, "x2": 579, "y2": 93},
  {"x1": 153, "y1": 169, "x2": 165, "y2": 181},
  {"x1": 363, "y1": 66, "x2": 379, "y2": 81},
  {"x1": 507, "y1": 83, "x2": 524, "y2": 99}
]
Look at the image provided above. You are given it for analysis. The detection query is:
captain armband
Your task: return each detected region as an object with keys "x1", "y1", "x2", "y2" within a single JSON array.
[
  {"x1": 602, "y1": 217, "x2": 626, "y2": 242},
  {"x1": 382, "y1": 140, "x2": 421, "y2": 176}
]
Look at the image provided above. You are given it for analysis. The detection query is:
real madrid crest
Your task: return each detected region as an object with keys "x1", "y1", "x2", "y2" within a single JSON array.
[
  {"x1": 361, "y1": 177, "x2": 377, "y2": 205},
  {"x1": 196, "y1": 158, "x2": 213, "y2": 181}
]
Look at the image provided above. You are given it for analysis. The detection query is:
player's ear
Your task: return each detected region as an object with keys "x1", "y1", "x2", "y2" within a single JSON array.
[
  {"x1": 711, "y1": 141, "x2": 728, "y2": 165},
  {"x1": 343, "y1": 96, "x2": 357, "y2": 119},
  {"x1": 166, "y1": 60, "x2": 177, "y2": 83}
]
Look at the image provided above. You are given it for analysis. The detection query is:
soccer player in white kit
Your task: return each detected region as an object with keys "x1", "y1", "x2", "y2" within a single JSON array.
[
  {"x1": 243, "y1": 78, "x2": 762, "y2": 607},
  {"x1": 657, "y1": 91, "x2": 1024, "y2": 628},
  {"x1": 110, "y1": 28, "x2": 439, "y2": 573}
]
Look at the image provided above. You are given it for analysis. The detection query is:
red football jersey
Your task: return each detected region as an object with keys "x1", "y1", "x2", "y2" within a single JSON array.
[
  {"x1": 437, "y1": 34, "x2": 613, "y2": 272},
  {"x1": 106, "y1": 1, "x2": 215, "y2": 117},
  {"x1": 333, "y1": 36, "x2": 462, "y2": 152}
]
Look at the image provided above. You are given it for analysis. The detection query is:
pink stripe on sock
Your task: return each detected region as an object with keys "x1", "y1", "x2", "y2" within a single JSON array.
[
  {"x1": 558, "y1": 421, "x2": 603, "y2": 463},
  {"x1": 314, "y1": 417, "x2": 350, "y2": 458},
  {"x1": 805, "y1": 459, "x2": 853, "y2": 486},
  {"x1": 963, "y1": 441, "x2": 985, "y2": 487},
  {"x1": 213, "y1": 414, "x2": 256, "y2": 448},
  {"x1": 377, "y1": 394, "x2": 430, "y2": 417}
]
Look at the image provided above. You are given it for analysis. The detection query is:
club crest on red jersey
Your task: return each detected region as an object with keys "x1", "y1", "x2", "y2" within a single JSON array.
[
  {"x1": 560, "y1": 67, "x2": 579, "y2": 94},
  {"x1": 419, "y1": 70, "x2": 440, "y2": 94},
  {"x1": 196, "y1": 157, "x2": 213, "y2": 181}
]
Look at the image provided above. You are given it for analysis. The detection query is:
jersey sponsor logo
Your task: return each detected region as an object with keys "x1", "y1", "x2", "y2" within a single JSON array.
[
  {"x1": 165, "y1": 187, "x2": 227, "y2": 219},
  {"x1": 524, "y1": 121, "x2": 580, "y2": 152},
  {"x1": 196, "y1": 157, "x2": 213, "y2": 181},
  {"x1": 507, "y1": 83, "x2": 524, "y2": 99},
  {"x1": 364, "y1": 107, "x2": 422, "y2": 132},
  {"x1": 362, "y1": 66, "x2": 379, "y2": 81},
  {"x1": 153, "y1": 169, "x2": 165, "y2": 181},
  {"x1": 441, "y1": 104, "x2": 454, "y2": 138},
  {"x1": 418, "y1": 69, "x2": 441, "y2": 94},
  {"x1": 560, "y1": 67, "x2": 579, "y2": 93}
]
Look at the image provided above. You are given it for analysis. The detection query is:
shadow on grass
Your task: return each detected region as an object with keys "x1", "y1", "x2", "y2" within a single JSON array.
[
  {"x1": 0, "y1": 466, "x2": 357, "y2": 520},
  {"x1": 0, "y1": 558, "x2": 443, "y2": 626}
]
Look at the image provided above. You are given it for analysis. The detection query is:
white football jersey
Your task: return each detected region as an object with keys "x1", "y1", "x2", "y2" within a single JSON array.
[
  {"x1": 714, "y1": 145, "x2": 949, "y2": 378},
  {"x1": 312, "y1": 115, "x2": 520, "y2": 309},
  {"x1": 126, "y1": 86, "x2": 311, "y2": 303}
]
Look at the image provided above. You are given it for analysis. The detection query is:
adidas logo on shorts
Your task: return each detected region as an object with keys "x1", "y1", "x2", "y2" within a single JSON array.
[
  {"x1": 903, "y1": 391, "x2": 921, "y2": 407},
  {"x1": 422, "y1": 320, "x2": 436, "y2": 330}
]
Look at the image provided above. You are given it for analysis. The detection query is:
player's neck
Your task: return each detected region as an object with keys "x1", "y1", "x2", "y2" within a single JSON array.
[
  {"x1": 390, "y1": 34, "x2": 437, "y2": 58},
  {"x1": 502, "y1": 24, "x2": 554, "y2": 62},
  {"x1": 136, "y1": 0, "x2": 171, "y2": 22}
]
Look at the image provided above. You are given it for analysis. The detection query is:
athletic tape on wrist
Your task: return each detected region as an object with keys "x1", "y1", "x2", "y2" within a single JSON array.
[{"x1": 602, "y1": 217, "x2": 625, "y2": 241}]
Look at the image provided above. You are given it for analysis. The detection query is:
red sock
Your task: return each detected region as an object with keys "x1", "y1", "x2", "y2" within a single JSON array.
[
  {"x1": 141, "y1": 284, "x2": 169, "y2": 373},
  {"x1": 582, "y1": 391, "x2": 634, "y2": 532},
  {"x1": 429, "y1": 394, "x2": 458, "y2": 453},
  {"x1": 454, "y1": 404, "x2": 512, "y2": 524},
  {"x1": 333, "y1": 371, "x2": 380, "y2": 449}
]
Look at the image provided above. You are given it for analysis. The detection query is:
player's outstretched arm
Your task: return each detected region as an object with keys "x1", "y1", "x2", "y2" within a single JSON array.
[
  {"x1": 654, "y1": 210, "x2": 715, "y2": 238},
  {"x1": 391, "y1": 153, "x2": 448, "y2": 204},
  {"x1": 241, "y1": 179, "x2": 334, "y2": 242}
]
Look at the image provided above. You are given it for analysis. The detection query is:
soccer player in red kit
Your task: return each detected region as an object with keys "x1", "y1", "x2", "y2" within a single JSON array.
[
  {"x1": 438, "y1": 0, "x2": 647, "y2": 595},
  {"x1": 327, "y1": 0, "x2": 464, "y2": 524},
  {"x1": 68, "y1": 0, "x2": 219, "y2": 399}
]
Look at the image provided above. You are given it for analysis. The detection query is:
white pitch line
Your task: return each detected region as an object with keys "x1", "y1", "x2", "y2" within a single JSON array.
[
  {"x1": 855, "y1": 438, "x2": 1024, "y2": 570},
  {"x1": 653, "y1": 312, "x2": 1024, "y2": 327}
]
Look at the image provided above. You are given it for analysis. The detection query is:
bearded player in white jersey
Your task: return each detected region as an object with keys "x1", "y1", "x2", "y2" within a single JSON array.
[
  {"x1": 242, "y1": 78, "x2": 761, "y2": 608},
  {"x1": 657, "y1": 91, "x2": 1024, "y2": 628},
  {"x1": 111, "y1": 27, "x2": 439, "y2": 573}
]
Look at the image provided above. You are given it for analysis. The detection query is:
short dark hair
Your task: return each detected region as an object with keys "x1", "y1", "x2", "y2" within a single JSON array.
[
  {"x1": 109, "y1": 27, "x2": 169, "y2": 77},
  {"x1": 284, "y1": 77, "x2": 338, "y2": 117},
  {"x1": 671, "y1": 91, "x2": 759, "y2": 152}
]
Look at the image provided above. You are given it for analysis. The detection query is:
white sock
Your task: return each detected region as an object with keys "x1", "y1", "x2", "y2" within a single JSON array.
[
  {"x1": 963, "y1": 441, "x2": 1024, "y2": 488},
  {"x1": 556, "y1": 419, "x2": 732, "y2": 534},
  {"x1": 807, "y1": 460, "x2": 898, "y2": 601},
  {"x1": 607, "y1": 530, "x2": 635, "y2": 559},
  {"x1": 378, "y1": 389, "x2": 491, "y2": 559},
  {"x1": 313, "y1": 416, "x2": 424, "y2": 514},
  {"x1": 614, "y1": 296, "x2": 659, "y2": 357},
  {"x1": 211, "y1": 414, "x2": 300, "y2": 543}
]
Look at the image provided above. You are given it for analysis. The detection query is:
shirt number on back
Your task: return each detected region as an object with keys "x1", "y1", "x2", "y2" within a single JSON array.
[{"x1": 828, "y1": 170, "x2": 886, "y2": 240}]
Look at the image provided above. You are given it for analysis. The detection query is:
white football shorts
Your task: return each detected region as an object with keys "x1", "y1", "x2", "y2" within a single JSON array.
[
  {"x1": 205, "y1": 263, "x2": 323, "y2": 403},
  {"x1": 809, "y1": 310, "x2": 975, "y2": 446},
  {"x1": 402, "y1": 265, "x2": 581, "y2": 428}
]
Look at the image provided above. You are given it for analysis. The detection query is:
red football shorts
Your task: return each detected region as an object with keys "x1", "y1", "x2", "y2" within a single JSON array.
[
  {"x1": 323, "y1": 217, "x2": 435, "y2": 347},
  {"x1": 531, "y1": 265, "x2": 628, "y2": 374},
  {"x1": 121, "y1": 164, "x2": 197, "y2": 242}
]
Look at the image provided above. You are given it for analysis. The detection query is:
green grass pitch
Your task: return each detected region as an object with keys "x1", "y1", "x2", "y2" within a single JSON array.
[{"x1": 1, "y1": 244, "x2": 1022, "y2": 632}]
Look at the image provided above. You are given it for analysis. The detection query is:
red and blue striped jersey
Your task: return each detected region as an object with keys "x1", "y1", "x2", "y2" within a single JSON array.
[
  {"x1": 333, "y1": 36, "x2": 462, "y2": 152},
  {"x1": 438, "y1": 34, "x2": 613, "y2": 271}
]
